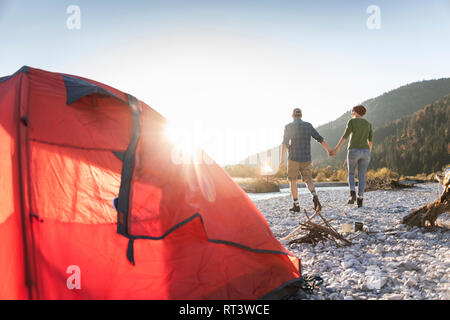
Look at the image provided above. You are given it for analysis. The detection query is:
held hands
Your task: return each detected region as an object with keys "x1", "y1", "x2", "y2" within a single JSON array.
[
  {"x1": 328, "y1": 149, "x2": 337, "y2": 157},
  {"x1": 322, "y1": 141, "x2": 338, "y2": 158}
]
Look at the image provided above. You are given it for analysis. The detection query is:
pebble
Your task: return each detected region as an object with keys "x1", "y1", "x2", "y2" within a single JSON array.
[
  {"x1": 406, "y1": 278, "x2": 418, "y2": 287},
  {"x1": 398, "y1": 261, "x2": 420, "y2": 272},
  {"x1": 329, "y1": 293, "x2": 339, "y2": 300},
  {"x1": 384, "y1": 294, "x2": 404, "y2": 300},
  {"x1": 376, "y1": 234, "x2": 387, "y2": 241},
  {"x1": 342, "y1": 260, "x2": 354, "y2": 268}
]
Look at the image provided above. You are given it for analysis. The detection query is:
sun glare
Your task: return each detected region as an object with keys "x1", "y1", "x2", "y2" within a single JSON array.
[
  {"x1": 164, "y1": 123, "x2": 197, "y2": 156},
  {"x1": 164, "y1": 121, "x2": 217, "y2": 166},
  {"x1": 261, "y1": 164, "x2": 274, "y2": 175}
]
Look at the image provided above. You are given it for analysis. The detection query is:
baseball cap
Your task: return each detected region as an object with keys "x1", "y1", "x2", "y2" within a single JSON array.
[{"x1": 293, "y1": 108, "x2": 302, "y2": 117}]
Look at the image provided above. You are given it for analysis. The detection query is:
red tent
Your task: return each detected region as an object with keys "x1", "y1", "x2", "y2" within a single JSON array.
[{"x1": 0, "y1": 66, "x2": 301, "y2": 300}]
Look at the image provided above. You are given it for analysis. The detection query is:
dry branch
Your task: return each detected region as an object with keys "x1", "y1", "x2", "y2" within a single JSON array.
[
  {"x1": 402, "y1": 170, "x2": 449, "y2": 227},
  {"x1": 289, "y1": 221, "x2": 351, "y2": 247},
  {"x1": 285, "y1": 208, "x2": 352, "y2": 247}
]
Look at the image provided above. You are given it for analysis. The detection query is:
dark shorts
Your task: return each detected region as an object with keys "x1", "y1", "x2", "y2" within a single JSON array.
[{"x1": 287, "y1": 160, "x2": 313, "y2": 182}]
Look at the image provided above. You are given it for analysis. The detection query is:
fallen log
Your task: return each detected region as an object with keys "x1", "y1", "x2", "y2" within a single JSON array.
[
  {"x1": 366, "y1": 177, "x2": 415, "y2": 192},
  {"x1": 402, "y1": 169, "x2": 449, "y2": 227}
]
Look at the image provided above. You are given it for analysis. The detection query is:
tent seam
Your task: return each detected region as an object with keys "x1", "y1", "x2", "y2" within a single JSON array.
[{"x1": 126, "y1": 212, "x2": 294, "y2": 257}]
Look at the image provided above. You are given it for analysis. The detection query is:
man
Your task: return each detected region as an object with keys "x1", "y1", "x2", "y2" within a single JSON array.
[{"x1": 280, "y1": 108, "x2": 333, "y2": 212}]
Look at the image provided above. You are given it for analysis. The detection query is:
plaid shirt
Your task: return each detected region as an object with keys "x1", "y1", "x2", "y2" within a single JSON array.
[{"x1": 282, "y1": 119, "x2": 324, "y2": 162}]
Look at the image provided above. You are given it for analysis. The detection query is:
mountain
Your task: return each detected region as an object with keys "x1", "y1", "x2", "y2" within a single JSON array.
[
  {"x1": 239, "y1": 78, "x2": 450, "y2": 176},
  {"x1": 312, "y1": 78, "x2": 450, "y2": 161}
]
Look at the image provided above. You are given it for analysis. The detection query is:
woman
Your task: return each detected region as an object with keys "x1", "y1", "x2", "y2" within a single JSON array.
[{"x1": 332, "y1": 105, "x2": 373, "y2": 208}]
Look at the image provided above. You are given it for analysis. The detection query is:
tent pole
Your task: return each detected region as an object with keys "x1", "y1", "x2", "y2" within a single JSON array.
[{"x1": 16, "y1": 74, "x2": 37, "y2": 300}]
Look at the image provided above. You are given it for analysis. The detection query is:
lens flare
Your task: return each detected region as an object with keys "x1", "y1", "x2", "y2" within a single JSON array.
[
  {"x1": 164, "y1": 123, "x2": 196, "y2": 156},
  {"x1": 260, "y1": 164, "x2": 273, "y2": 175}
]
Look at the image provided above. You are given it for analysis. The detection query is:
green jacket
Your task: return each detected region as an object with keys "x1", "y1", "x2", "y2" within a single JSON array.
[{"x1": 342, "y1": 118, "x2": 373, "y2": 149}]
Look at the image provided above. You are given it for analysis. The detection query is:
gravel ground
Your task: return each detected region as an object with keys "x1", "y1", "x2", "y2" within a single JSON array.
[{"x1": 252, "y1": 183, "x2": 449, "y2": 300}]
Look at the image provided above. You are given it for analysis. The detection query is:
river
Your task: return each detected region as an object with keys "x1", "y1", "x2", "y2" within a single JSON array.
[{"x1": 247, "y1": 186, "x2": 349, "y2": 201}]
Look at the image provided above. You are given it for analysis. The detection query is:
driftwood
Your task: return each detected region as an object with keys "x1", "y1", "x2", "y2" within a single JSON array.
[
  {"x1": 366, "y1": 177, "x2": 415, "y2": 192},
  {"x1": 283, "y1": 209, "x2": 352, "y2": 247},
  {"x1": 402, "y1": 170, "x2": 450, "y2": 227},
  {"x1": 240, "y1": 179, "x2": 280, "y2": 193}
]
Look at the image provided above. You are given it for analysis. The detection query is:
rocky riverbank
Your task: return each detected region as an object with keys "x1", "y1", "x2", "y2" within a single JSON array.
[{"x1": 253, "y1": 183, "x2": 449, "y2": 300}]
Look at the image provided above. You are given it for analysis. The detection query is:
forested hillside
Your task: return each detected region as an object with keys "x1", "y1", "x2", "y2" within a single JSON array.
[
  {"x1": 369, "y1": 95, "x2": 449, "y2": 175},
  {"x1": 317, "y1": 94, "x2": 449, "y2": 175}
]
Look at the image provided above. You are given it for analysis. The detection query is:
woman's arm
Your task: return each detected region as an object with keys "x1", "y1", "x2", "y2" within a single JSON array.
[
  {"x1": 333, "y1": 137, "x2": 347, "y2": 153},
  {"x1": 368, "y1": 124, "x2": 373, "y2": 152},
  {"x1": 331, "y1": 120, "x2": 352, "y2": 155}
]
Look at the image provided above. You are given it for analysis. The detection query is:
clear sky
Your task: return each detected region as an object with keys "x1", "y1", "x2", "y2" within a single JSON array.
[{"x1": 1, "y1": 0, "x2": 450, "y2": 165}]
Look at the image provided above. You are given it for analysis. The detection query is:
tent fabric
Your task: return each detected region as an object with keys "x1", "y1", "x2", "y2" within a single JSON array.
[
  {"x1": 63, "y1": 74, "x2": 127, "y2": 106},
  {"x1": 0, "y1": 66, "x2": 302, "y2": 300},
  {"x1": 0, "y1": 66, "x2": 28, "y2": 84}
]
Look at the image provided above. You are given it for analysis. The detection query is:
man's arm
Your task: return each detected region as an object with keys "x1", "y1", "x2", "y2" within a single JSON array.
[
  {"x1": 311, "y1": 125, "x2": 332, "y2": 155},
  {"x1": 280, "y1": 143, "x2": 287, "y2": 167},
  {"x1": 321, "y1": 140, "x2": 332, "y2": 154}
]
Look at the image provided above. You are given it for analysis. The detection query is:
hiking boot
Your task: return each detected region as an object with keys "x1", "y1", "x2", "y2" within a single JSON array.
[
  {"x1": 313, "y1": 195, "x2": 322, "y2": 212},
  {"x1": 357, "y1": 198, "x2": 363, "y2": 208},
  {"x1": 289, "y1": 204, "x2": 300, "y2": 213},
  {"x1": 348, "y1": 190, "x2": 356, "y2": 204}
]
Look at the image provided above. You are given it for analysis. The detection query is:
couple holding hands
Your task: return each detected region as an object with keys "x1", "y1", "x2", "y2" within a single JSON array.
[{"x1": 280, "y1": 105, "x2": 373, "y2": 212}]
